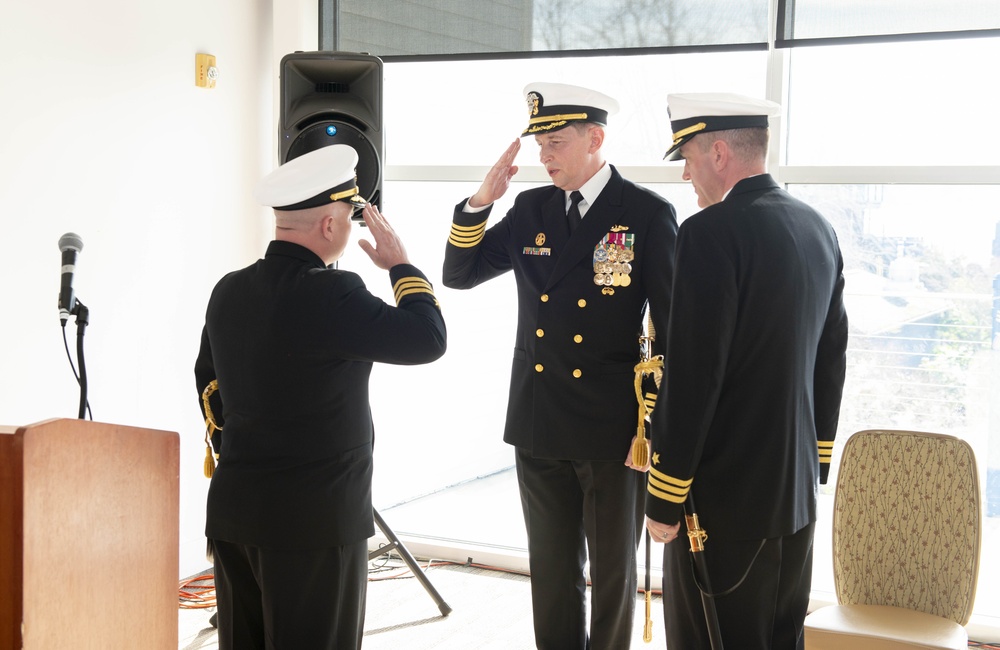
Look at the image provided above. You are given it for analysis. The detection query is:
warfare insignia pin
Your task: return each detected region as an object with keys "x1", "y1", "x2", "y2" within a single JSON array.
[{"x1": 535, "y1": 233, "x2": 546, "y2": 246}]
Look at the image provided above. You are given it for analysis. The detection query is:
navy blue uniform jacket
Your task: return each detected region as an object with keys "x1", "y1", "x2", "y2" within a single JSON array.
[
  {"x1": 443, "y1": 165, "x2": 678, "y2": 461},
  {"x1": 646, "y1": 174, "x2": 848, "y2": 541},
  {"x1": 195, "y1": 241, "x2": 446, "y2": 549}
]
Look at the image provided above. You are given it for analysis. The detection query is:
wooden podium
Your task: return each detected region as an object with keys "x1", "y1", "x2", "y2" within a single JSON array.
[{"x1": 0, "y1": 419, "x2": 179, "y2": 649}]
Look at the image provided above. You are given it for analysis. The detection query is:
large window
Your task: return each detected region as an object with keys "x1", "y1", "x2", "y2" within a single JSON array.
[
  {"x1": 380, "y1": 52, "x2": 768, "y2": 169},
  {"x1": 784, "y1": 38, "x2": 1000, "y2": 166},
  {"x1": 326, "y1": 4, "x2": 1000, "y2": 630},
  {"x1": 786, "y1": 183, "x2": 1000, "y2": 618},
  {"x1": 329, "y1": 0, "x2": 769, "y2": 55},
  {"x1": 350, "y1": 53, "x2": 764, "y2": 510},
  {"x1": 776, "y1": 0, "x2": 1000, "y2": 44}
]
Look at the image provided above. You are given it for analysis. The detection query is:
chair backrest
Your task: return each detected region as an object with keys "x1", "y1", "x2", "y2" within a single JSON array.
[{"x1": 832, "y1": 429, "x2": 981, "y2": 625}]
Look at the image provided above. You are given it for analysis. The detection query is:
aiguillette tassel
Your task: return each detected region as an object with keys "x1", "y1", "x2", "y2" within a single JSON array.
[{"x1": 204, "y1": 445, "x2": 216, "y2": 478}]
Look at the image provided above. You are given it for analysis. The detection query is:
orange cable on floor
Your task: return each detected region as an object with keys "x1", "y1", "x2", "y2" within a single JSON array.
[{"x1": 179, "y1": 573, "x2": 217, "y2": 609}]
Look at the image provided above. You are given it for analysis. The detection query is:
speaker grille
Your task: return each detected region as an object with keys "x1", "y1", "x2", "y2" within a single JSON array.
[{"x1": 315, "y1": 82, "x2": 349, "y2": 94}]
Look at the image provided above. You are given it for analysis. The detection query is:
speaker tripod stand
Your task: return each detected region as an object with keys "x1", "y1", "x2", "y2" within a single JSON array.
[{"x1": 371, "y1": 509, "x2": 452, "y2": 616}]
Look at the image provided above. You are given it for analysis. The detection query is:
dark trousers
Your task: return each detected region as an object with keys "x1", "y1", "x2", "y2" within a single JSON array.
[
  {"x1": 211, "y1": 538, "x2": 369, "y2": 650},
  {"x1": 515, "y1": 447, "x2": 645, "y2": 650},
  {"x1": 661, "y1": 521, "x2": 815, "y2": 650}
]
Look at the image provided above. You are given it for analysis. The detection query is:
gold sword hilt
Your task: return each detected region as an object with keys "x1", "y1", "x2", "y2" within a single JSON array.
[{"x1": 685, "y1": 512, "x2": 708, "y2": 553}]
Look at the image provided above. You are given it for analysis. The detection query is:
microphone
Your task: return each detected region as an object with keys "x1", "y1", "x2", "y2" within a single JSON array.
[{"x1": 58, "y1": 232, "x2": 84, "y2": 325}]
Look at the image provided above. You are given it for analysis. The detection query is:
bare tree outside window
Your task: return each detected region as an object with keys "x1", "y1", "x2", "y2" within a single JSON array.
[{"x1": 534, "y1": 0, "x2": 766, "y2": 50}]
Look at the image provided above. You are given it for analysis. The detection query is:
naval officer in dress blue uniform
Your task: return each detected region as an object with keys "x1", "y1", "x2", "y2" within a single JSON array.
[
  {"x1": 195, "y1": 144, "x2": 447, "y2": 650},
  {"x1": 444, "y1": 82, "x2": 678, "y2": 649},
  {"x1": 645, "y1": 93, "x2": 849, "y2": 649}
]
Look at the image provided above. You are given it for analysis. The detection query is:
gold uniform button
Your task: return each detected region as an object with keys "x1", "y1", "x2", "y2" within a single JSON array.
[
  {"x1": 540, "y1": 294, "x2": 549, "y2": 302},
  {"x1": 535, "y1": 364, "x2": 544, "y2": 373},
  {"x1": 573, "y1": 369, "x2": 582, "y2": 378},
  {"x1": 573, "y1": 334, "x2": 583, "y2": 343},
  {"x1": 578, "y1": 299, "x2": 587, "y2": 308},
  {"x1": 536, "y1": 329, "x2": 544, "y2": 338}
]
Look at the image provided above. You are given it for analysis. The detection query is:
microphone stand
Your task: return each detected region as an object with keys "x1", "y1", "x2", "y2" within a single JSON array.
[{"x1": 74, "y1": 300, "x2": 90, "y2": 420}]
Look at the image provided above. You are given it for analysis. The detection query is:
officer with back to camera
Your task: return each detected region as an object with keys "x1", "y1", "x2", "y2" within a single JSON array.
[
  {"x1": 195, "y1": 144, "x2": 447, "y2": 650},
  {"x1": 645, "y1": 93, "x2": 848, "y2": 649}
]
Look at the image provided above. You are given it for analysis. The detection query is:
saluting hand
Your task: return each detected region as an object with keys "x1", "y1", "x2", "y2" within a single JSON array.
[
  {"x1": 358, "y1": 203, "x2": 410, "y2": 270},
  {"x1": 468, "y1": 139, "x2": 521, "y2": 208}
]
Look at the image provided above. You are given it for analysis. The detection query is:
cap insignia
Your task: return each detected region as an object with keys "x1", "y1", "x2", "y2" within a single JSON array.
[{"x1": 527, "y1": 92, "x2": 541, "y2": 117}]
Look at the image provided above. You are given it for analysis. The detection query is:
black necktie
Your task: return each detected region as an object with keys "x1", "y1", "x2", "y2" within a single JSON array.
[{"x1": 567, "y1": 191, "x2": 584, "y2": 233}]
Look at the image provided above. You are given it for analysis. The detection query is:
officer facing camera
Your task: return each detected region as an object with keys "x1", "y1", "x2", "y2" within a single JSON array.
[{"x1": 443, "y1": 81, "x2": 679, "y2": 650}]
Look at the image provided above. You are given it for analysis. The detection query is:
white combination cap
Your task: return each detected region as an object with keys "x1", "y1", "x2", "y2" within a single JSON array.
[
  {"x1": 663, "y1": 92, "x2": 781, "y2": 161},
  {"x1": 522, "y1": 82, "x2": 620, "y2": 136},
  {"x1": 254, "y1": 144, "x2": 366, "y2": 211}
]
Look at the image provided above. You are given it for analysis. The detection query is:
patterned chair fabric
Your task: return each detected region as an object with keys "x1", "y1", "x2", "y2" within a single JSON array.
[{"x1": 831, "y1": 429, "x2": 981, "y2": 625}]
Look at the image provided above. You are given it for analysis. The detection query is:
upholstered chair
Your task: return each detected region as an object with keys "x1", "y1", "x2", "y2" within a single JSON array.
[{"x1": 804, "y1": 429, "x2": 981, "y2": 649}]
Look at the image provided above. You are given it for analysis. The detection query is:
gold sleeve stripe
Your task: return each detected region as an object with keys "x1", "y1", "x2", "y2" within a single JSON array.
[
  {"x1": 643, "y1": 392, "x2": 656, "y2": 410},
  {"x1": 648, "y1": 467, "x2": 693, "y2": 487},
  {"x1": 647, "y1": 467, "x2": 692, "y2": 503},
  {"x1": 393, "y1": 277, "x2": 435, "y2": 303},
  {"x1": 648, "y1": 473, "x2": 690, "y2": 493},
  {"x1": 450, "y1": 229, "x2": 484, "y2": 239},
  {"x1": 648, "y1": 483, "x2": 689, "y2": 504},
  {"x1": 648, "y1": 474, "x2": 691, "y2": 496},
  {"x1": 396, "y1": 286, "x2": 436, "y2": 301},
  {"x1": 818, "y1": 440, "x2": 834, "y2": 463},
  {"x1": 646, "y1": 467, "x2": 694, "y2": 503},
  {"x1": 448, "y1": 221, "x2": 487, "y2": 248},
  {"x1": 448, "y1": 235, "x2": 484, "y2": 248},
  {"x1": 451, "y1": 222, "x2": 487, "y2": 233}
]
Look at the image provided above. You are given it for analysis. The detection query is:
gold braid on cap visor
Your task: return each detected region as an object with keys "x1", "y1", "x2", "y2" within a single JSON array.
[
  {"x1": 670, "y1": 122, "x2": 707, "y2": 147},
  {"x1": 528, "y1": 112, "x2": 589, "y2": 126},
  {"x1": 330, "y1": 186, "x2": 361, "y2": 203}
]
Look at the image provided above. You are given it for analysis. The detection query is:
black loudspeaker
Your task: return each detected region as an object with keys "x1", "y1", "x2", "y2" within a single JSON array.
[{"x1": 279, "y1": 52, "x2": 384, "y2": 218}]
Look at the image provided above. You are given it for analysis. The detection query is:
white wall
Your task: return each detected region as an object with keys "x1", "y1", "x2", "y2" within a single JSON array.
[
  {"x1": 0, "y1": 0, "x2": 281, "y2": 577},
  {"x1": 0, "y1": 0, "x2": 534, "y2": 581}
]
